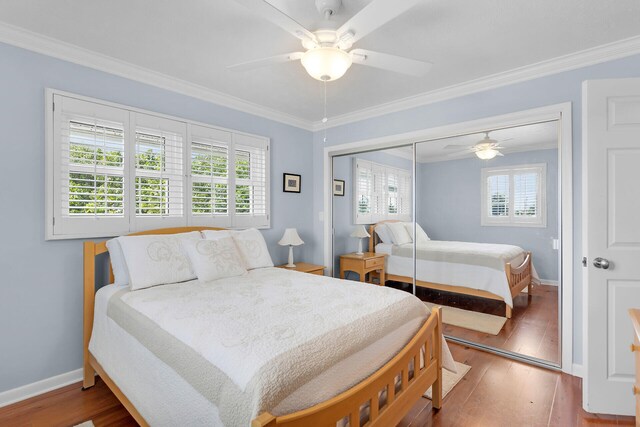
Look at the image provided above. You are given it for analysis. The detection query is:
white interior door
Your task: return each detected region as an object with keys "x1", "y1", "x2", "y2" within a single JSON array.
[{"x1": 583, "y1": 78, "x2": 640, "y2": 416}]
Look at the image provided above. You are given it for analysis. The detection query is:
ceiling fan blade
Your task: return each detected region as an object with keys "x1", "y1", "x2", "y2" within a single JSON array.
[
  {"x1": 227, "y1": 52, "x2": 304, "y2": 71},
  {"x1": 443, "y1": 145, "x2": 469, "y2": 150},
  {"x1": 337, "y1": 0, "x2": 423, "y2": 45},
  {"x1": 232, "y1": 0, "x2": 317, "y2": 45},
  {"x1": 350, "y1": 49, "x2": 432, "y2": 76}
]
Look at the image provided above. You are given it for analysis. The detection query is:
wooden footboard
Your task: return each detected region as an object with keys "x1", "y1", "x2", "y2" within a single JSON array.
[
  {"x1": 252, "y1": 307, "x2": 443, "y2": 427},
  {"x1": 504, "y1": 252, "x2": 533, "y2": 319}
]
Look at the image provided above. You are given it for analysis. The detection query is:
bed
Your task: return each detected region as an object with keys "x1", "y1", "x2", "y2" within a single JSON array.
[
  {"x1": 369, "y1": 221, "x2": 535, "y2": 318},
  {"x1": 83, "y1": 227, "x2": 448, "y2": 427}
]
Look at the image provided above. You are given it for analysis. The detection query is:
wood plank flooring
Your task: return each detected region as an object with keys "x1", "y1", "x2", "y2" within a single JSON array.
[
  {"x1": 0, "y1": 342, "x2": 634, "y2": 427},
  {"x1": 387, "y1": 281, "x2": 560, "y2": 364}
]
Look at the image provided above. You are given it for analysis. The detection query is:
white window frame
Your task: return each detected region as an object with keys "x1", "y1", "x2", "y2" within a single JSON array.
[
  {"x1": 353, "y1": 158, "x2": 412, "y2": 225},
  {"x1": 46, "y1": 89, "x2": 270, "y2": 240},
  {"x1": 481, "y1": 163, "x2": 547, "y2": 227}
]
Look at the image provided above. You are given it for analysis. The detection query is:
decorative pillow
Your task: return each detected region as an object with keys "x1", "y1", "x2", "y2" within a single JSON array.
[
  {"x1": 374, "y1": 224, "x2": 393, "y2": 244},
  {"x1": 387, "y1": 222, "x2": 412, "y2": 245},
  {"x1": 118, "y1": 231, "x2": 202, "y2": 291},
  {"x1": 185, "y1": 237, "x2": 247, "y2": 282},
  {"x1": 231, "y1": 228, "x2": 274, "y2": 270},
  {"x1": 404, "y1": 222, "x2": 431, "y2": 245},
  {"x1": 106, "y1": 238, "x2": 130, "y2": 286}
]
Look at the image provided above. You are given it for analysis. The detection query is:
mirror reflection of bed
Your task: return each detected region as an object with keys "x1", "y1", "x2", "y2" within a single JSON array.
[{"x1": 331, "y1": 121, "x2": 560, "y2": 366}]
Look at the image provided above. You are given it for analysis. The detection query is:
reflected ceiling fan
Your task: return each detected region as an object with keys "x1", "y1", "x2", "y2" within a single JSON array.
[
  {"x1": 228, "y1": 0, "x2": 432, "y2": 82},
  {"x1": 444, "y1": 132, "x2": 512, "y2": 160}
]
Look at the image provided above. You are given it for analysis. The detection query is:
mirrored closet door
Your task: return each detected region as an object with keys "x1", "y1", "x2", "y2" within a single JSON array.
[
  {"x1": 331, "y1": 120, "x2": 561, "y2": 367},
  {"x1": 413, "y1": 121, "x2": 561, "y2": 365}
]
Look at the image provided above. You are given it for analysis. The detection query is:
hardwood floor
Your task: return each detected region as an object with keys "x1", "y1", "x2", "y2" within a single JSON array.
[
  {"x1": 0, "y1": 343, "x2": 634, "y2": 427},
  {"x1": 387, "y1": 281, "x2": 560, "y2": 364}
]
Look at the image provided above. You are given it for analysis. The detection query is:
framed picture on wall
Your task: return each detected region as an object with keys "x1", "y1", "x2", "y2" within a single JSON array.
[
  {"x1": 333, "y1": 179, "x2": 345, "y2": 196},
  {"x1": 283, "y1": 173, "x2": 301, "y2": 193}
]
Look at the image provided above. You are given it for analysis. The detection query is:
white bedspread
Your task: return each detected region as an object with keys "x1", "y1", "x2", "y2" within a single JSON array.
[
  {"x1": 377, "y1": 241, "x2": 538, "y2": 307},
  {"x1": 89, "y1": 267, "x2": 452, "y2": 426}
]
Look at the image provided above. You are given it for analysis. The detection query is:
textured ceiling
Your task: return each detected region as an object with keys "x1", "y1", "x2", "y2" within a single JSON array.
[{"x1": 1, "y1": 0, "x2": 639, "y2": 122}]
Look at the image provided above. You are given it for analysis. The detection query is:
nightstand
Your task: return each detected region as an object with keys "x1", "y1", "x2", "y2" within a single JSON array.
[
  {"x1": 277, "y1": 262, "x2": 325, "y2": 276},
  {"x1": 339, "y1": 252, "x2": 386, "y2": 285}
]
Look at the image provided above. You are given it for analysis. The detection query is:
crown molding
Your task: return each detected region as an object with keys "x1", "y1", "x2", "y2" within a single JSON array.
[
  {"x1": 0, "y1": 22, "x2": 314, "y2": 131},
  {"x1": 312, "y1": 34, "x2": 640, "y2": 131},
  {"x1": 2, "y1": 21, "x2": 639, "y2": 134}
]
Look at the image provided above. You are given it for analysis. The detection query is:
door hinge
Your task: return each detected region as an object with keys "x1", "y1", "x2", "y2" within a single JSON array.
[{"x1": 582, "y1": 257, "x2": 587, "y2": 267}]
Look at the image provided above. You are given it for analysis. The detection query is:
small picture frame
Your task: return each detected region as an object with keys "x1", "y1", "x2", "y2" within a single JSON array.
[
  {"x1": 283, "y1": 173, "x2": 301, "y2": 193},
  {"x1": 333, "y1": 179, "x2": 345, "y2": 196}
]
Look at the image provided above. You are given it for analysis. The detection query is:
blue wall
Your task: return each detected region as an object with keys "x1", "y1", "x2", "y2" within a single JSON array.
[
  {"x1": 416, "y1": 149, "x2": 559, "y2": 281},
  {"x1": 0, "y1": 42, "x2": 314, "y2": 394},
  {"x1": 312, "y1": 53, "x2": 640, "y2": 365},
  {"x1": 332, "y1": 150, "x2": 412, "y2": 274}
]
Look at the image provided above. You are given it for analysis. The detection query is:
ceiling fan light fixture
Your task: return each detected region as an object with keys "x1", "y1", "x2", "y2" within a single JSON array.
[
  {"x1": 475, "y1": 148, "x2": 499, "y2": 160},
  {"x1": 301, "y1": 47, "x2": 352, "y2": 81}
]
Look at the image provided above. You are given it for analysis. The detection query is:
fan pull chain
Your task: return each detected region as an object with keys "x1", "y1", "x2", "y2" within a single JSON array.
[{"x1": 322, "y1": 80, "x2": 328, "y2": 143}]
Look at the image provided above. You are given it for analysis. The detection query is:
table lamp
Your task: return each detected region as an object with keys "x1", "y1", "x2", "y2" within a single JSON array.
[
  {"x1": 351, "y1": 225, "x2": 371, "y2": 255},
  {"x1": 278, "y1": 228, "x2": 304, "y2": 268}
]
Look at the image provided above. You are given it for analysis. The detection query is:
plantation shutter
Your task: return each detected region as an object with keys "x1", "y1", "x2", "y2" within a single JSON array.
[
  {"x1": 398, "y1": 170, "x2": 412, "y2": 221},
  {"x1": 514, "y1": 172, "x2": 539, "y2": 218},
  {"x1": 47, "y1": 92, "x2": 272, "y2": 239},
  {"x1": 481, "y1": 164, "x2": 546, "y2": 227},
  {"x1": 386, "y1": 169, "x2": 399, "y2": 216},
  {"x1": 131, "y1": 113, "x2": 186, "y2": 229},
  {"x1": 487, "y1": 174, "x2": 510, "y2": 218},
  {"x1": 189, "y1": 124, "x2": 232, "y2": 227},
  {"x1": 52, "y1": 95, "x2": 130, "y2": 237},
  {"x1": 371, "y1": 164, "x2": 386, "y2": 222},
  {"x1": 232, "y1": 133, "x2": 270, "y2": 228},
  {"x1": 354, "y1": 159, "x2": 373, "y2": 224}
]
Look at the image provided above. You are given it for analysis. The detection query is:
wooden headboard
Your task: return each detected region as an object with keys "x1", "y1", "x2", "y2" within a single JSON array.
[
  {"x1": 82, "y1": 226, "x2": 226, "y2": 389},
  {"x1": 368, "y1": 220, "x2": 403, "y2": 252}
]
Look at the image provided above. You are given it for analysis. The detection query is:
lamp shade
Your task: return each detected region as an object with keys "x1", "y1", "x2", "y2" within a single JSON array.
[
  {"x1": 278, "y1": 228, "x2": 304, "y2": 246},
  {"x1": 350, "y1": 225, "x2": 371, "y2": 239}
]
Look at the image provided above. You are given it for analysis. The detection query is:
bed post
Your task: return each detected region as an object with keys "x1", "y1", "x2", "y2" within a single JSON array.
[
  {"x1": 83, "y1": 241, "x2": 96, "y2": 389},
  {"x1": 432, "y1": 306, "x2": 443, "y2": 409}
]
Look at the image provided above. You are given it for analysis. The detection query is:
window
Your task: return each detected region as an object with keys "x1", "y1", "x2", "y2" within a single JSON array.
[
  {"x1": 481, "y1": 164, "x2": 546, "y2": 227},
  {"x1": 48, "y1": 92, "x2": 270, "y2": 239},
  {"x1": 353, "y1": 158, "x2": 411, "y2": 224}
]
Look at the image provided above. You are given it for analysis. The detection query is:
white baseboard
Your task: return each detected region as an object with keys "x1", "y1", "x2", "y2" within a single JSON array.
[
  {"x1": 0, "y1": 368, "x2": 83, "y2": 408},
  {"x1": 538, "y1": 279, "x2": 559, "y2": 286},
  {"x1": 572, "y1": 363, "x2": 584, "y2": 378}
]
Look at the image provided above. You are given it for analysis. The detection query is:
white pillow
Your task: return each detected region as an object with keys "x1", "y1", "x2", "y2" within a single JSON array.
[
  {"x1": 107, "y1": 231, "x2": 203, "y2": 286},
  {"x1": 231, "y1": 228, "x2": 274, "y2": 270},
  {"x1": 387, "y1": 222, "x2": 412, "y2": 245},
  {"x1": 118, "y1": 231, "x2": 202, "y2": 290},
  {"x1": 374, "y1": 224, "x2": 393, "y2": 244},
  {"x1": 201, "y1": 229, "x2": 232, "y2": 240},
  {"x1": 185, "y1": 237, "x2": 247, "y2": 282},
  {"x1": 106, "y1": 238, "x2": 129, "y2": 286},
  {"x1": 404, "y1": 222, "x2": 431, "y2": 245}
]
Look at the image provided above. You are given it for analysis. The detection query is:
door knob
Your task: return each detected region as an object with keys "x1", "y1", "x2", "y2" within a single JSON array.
[{"x1": 593, "y1": 257, "x2": 610, "y2": 269}]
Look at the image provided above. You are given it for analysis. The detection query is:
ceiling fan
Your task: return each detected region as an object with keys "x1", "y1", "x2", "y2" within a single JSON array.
[
  {"x1": 228, "y1": 0, "x2": 432, "y2": 82},
  {"x1": 444, "y1": 132, "x2": 511, "y2": 160}
]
